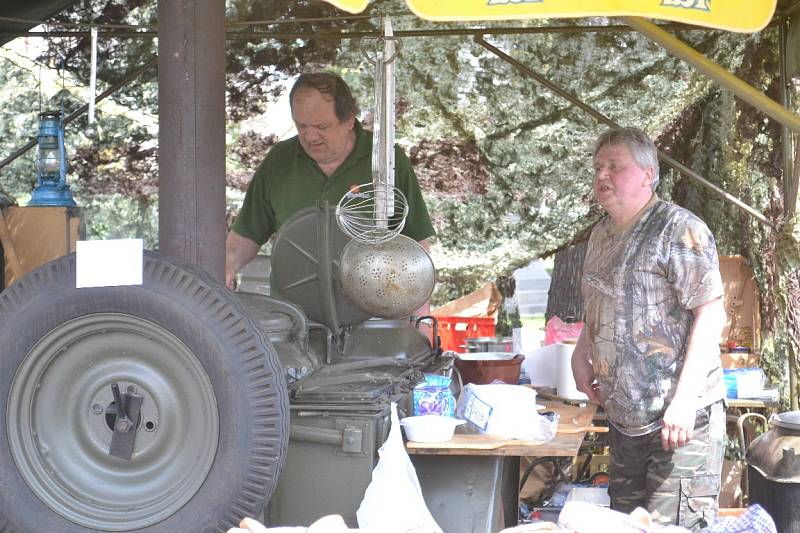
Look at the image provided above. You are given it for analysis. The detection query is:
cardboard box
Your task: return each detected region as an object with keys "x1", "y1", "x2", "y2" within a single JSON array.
[
  {"x1": 720, "y1": 352, "x2": 760, "y2": 369},
  {"x1": 1, "y1": 206, "x2": 84, "y2": 288},
  {"x1": 433, "y1": 281, "x2": 502, "y2": 318},
  {"x1": 719, "y1": 256, "x2": 760, "y2": 350}
]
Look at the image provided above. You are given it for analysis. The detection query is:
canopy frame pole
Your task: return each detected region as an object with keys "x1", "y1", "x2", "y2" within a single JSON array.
[
  {"x1": 622, "y1": 17, "x2": 800, "y2": 135},
  {"x1": 780, "y1": 20, "x2": 799, "y2": 220},
  {"x1": 474, "y1": 35, "x2": 774, "y2": 229}
]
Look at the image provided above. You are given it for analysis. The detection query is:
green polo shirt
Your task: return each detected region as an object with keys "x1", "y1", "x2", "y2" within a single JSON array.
[{"x1": 232, "y1": 121, "x2": 436, "y2": 245}]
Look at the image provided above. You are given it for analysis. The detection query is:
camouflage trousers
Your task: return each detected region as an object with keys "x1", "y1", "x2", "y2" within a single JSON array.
[{"x1": 608, "y1": 400, "x2": 725, "y2": 531}]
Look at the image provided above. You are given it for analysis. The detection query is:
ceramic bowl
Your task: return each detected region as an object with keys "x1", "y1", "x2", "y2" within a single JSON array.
[{"x1": 400, "y1": 415, "x2": 465, "y2": 443}]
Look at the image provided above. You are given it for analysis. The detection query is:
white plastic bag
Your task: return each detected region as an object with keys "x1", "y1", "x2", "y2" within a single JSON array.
[
  {"x1": 455, "y1": 383, "x2": 557, "y2": 441},
  {"x1": 356, "y1": 403, "x2": 442, "y2": 533}
]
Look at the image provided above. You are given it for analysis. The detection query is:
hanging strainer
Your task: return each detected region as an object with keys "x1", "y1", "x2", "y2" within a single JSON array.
[
  {"x1": 337, "y1": 17, "x2": 436, "y2": 318},
  {"x1": 336, "y1": 17, "x2": 403, "y2": 245},
  {"x1": 338, "y1": 234, "x2": 435, "y2": 319}
]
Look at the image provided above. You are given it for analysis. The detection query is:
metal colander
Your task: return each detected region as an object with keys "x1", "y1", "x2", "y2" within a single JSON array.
[{"x1": 338, "y1": 234, "x2": 435, "y2": 319}]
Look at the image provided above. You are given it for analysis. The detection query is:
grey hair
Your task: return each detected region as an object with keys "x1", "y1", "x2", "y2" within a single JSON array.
[
  {"x1": 593, "y1": 127, "x2": 660, "y2": 190},
  {"x1": 289, "y1": 72, "x2": 359, "y2": 123}
]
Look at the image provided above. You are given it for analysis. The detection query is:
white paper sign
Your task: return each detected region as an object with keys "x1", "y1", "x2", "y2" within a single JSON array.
[{"x1": 76, "y1": 239, "x2": 143, "y2": 288}]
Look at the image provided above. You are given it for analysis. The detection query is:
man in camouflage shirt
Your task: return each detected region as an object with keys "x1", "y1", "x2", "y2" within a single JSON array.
[{"x1": 571, "y1": 127, "x2": 728, "y2": 530}]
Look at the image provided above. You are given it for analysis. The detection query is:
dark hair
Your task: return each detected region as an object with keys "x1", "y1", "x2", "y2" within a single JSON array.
[
  {"x1": 289, "y1": 72, "x2": 359, "y2": 123},
  {"x1": 594, "y1": 127, "x2": 660, "y2": 190}
]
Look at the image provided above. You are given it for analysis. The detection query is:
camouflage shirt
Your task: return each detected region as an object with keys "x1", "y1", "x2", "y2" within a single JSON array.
[{"x1": 582, "y1": 196, "x2": 725, "y2": 435}]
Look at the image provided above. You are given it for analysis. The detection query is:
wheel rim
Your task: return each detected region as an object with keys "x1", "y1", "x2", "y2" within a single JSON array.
[{"x1": 7, "y1": 313, "x2": 220, "y2": 530}]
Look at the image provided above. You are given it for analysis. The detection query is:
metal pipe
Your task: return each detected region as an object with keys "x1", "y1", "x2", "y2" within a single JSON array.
[
  {"x1": 88, "y1": 27, "x2": 97, "y2": 125},
  {"x1": 780, "y1": 21, "x2": 798, "y2": 220},
  {"x1": 792, "y1": 142, "x2": 800, "y2": 411},
  {"x1": 474, "y1": 36, "x2": 774, "y2": 228},
  {"x1": 622, "y1": 16, "x2": 800, "y2": 134},
  {"x1": 778, "y1": 19, "x2": 799, "y2": 410},
  {"x1": 0, "y1": 57, "x2": 157, "y2": 173},
  {"x1": 290, "y1": 424, "x2": 343, "y2": 446},
  {"x1": 0, "y1": 22, "x2": 714, "y2": 41},
  {"x1": 784, "y1": 1, "x2": 800, "y2": 17}
]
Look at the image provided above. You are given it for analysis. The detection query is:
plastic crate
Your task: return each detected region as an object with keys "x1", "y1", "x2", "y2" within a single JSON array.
[{"x1": 435, "y1": 316, "x2": 496, "y2": 352}]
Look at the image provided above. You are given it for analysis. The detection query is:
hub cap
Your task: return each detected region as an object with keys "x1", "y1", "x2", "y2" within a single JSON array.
[{"x1": 7, "y1": 314, "x2": 220, "y2": 530}]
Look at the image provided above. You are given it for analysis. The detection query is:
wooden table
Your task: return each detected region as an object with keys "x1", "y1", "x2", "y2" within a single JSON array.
[
  {"x1": 406, "y1": 401, "x2": 600, "y2": 533},
  {"x1": 407, "y1": 401, "x2": 598, "y2": 457},
  {"x1": 726, "y1": 398, "x2": 780, "y2": 410}
]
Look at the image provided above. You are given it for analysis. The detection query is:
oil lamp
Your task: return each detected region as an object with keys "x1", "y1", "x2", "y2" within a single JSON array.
[{"x1": 29, "y1": 111, "x2": 76, "y2": 207}]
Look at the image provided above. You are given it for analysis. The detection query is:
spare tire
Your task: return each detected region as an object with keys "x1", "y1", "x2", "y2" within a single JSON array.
[{"x1": 0, "y1": 252, "x2": 289, "y2": 532}]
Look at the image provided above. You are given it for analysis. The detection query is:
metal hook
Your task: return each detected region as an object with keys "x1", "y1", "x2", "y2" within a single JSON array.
[{"x1": 358, "y1": 35, "x2": 402, "y2": 64}]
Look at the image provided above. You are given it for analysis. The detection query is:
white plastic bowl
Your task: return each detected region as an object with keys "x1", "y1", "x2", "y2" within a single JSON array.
[{"x1": 400, "y1": 415, "x2": 465, "y2": 443}]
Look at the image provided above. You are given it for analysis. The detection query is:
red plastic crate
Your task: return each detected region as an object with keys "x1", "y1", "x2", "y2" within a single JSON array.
[{"x1": 435, "y1": 316, "x2": 496, "y2": 352}]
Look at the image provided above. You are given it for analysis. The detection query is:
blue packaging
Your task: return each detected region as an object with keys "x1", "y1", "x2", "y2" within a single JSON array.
[
  {"x1": 723, "y1": 370, "x2": 738, "y2": 399},
  {"x1": 723, "y1": 368, "x2": 764, "y2": 399},
  {"x1": 413, "y1": 374, "x2": 456, "y2": 416}
]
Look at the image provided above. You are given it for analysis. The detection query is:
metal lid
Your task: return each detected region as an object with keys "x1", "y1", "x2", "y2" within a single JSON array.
[
  {"x1": 771, "y1": 411, "x2": 800, "y2": 431},
  {"x1": 270, "y1": 204, "x2": 371, "y2": 331},
  {"x1": 746, "y1": 410, "x2": 800, "y2": 482},
  {"x1": 456, "y1": 352, "x2": 520, "y2": 361},
  {"x1": 249, "y1": 310, "x2": 294, "y2": 333},
  {"x1": 235, "y1": 292, "x2": 293, "y2": 333}
]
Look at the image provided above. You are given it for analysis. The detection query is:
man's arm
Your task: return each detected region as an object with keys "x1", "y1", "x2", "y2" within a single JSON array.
[
  {"x1": 660, "y1": 296, "x2": 727, "y2": 450},
  {"x1": 571, "y1": 327, "x2": 601, "y2": 403},
  {"x1": 225, "y1": 230, "x2": 261, "y2": 290}
]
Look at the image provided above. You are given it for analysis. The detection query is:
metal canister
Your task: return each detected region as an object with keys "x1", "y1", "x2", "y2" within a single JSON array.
[{"x1": 745, "y1": 411, "x2": 800, "y2": 532}]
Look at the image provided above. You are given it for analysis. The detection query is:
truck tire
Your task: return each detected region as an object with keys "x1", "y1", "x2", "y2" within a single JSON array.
[{"x1": 0, "y1": 251, "x2": 289, "y2": 532}]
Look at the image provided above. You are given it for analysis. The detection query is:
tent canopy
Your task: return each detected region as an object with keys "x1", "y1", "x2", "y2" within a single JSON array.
[
  {"x1": 323, "y1": 0, "x2": 777, "y2": 33},
  {"x1": 0, "y1": 0, "x2": 76, "y2": 47}
]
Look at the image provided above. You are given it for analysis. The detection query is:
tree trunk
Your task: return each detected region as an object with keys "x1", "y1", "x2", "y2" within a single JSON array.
[{"x1": 546, "y1": 242, "x2": 587, "y2": 323}]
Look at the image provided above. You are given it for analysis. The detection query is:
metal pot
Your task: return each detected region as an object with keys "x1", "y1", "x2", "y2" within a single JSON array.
[
  {"x1": 745, "y1": 411, "x2": 800, "y2": 533},
  {"x1": 454, "y1": 353, "x2": 524, "y2": 386},
  {"x1": 462, "y1": 336, "x2": 513, "y2": 353}
]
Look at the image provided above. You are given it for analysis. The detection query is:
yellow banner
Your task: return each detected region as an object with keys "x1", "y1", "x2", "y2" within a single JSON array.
[
  {"x1": 322, "y1": 0, "x2": 369, "y2": 14},
  {"x1": 322, "y1": 0, "x2": 776, "y2": 33}
]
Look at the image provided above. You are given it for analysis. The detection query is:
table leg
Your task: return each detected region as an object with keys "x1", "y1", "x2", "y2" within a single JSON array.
[
  {"x1": 501, "y1": 456, "x2": 520, "y2": 528},
  {"x1": 411, "y1": 454, "x2": 520, "y2": 533}
]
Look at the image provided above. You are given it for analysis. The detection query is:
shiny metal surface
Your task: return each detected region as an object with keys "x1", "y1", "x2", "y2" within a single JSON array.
[
  {"x1": 339, "y1": 234, "x2": 435, "y2": 319},
  {"x1": 337, "y1": 18, "x2": 406, "y2": 244},
  {"x1": 746, "y1": 411, "x2": 800, "y2": 482},
  {"x1": 463, "y1": 337, "x2": 514, "y2": 353}
]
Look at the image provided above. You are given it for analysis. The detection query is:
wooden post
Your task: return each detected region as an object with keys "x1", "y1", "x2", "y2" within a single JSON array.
[{"x1": 158, "y1": 0, "x2": 226, "y2": 282}]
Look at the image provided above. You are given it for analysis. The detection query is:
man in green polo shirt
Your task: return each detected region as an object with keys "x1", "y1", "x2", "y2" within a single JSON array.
[{"x1": 225, "y1": 72, "x2": 436, "y2": 290}]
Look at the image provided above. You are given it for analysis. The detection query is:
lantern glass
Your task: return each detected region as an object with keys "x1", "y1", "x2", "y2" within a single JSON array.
[{"x1": 36, "y1": 146, "x2": 61, "y2": 175}]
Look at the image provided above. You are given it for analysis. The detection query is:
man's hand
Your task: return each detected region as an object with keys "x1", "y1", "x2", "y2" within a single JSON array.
[
  {"x1": 661, "y1": 297, "x2": 726, "y2": 450},
  {"x1": 660, "y1": 398, "x2": 696, "y2": 450},
  {"x1": 227, "y1": 517, "x2": 268, "y2": 533},
  {"x1": 572, "y1": 356, "x2": 600, "y2": 404},
  {"x1": 571, "y1": 329, "x2": 601, "y2": 404},
  {"x1": 225, "y1": 231, "x2": 261, "y2": 290}
]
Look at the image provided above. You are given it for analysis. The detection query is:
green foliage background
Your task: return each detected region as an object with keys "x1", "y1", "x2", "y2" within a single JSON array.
[{"x1": 1, "y1": 0, "x2": 799, "y2": 403}]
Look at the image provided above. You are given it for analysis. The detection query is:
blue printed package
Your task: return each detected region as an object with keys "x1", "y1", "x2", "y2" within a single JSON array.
[
  {"x1": 413, "y1": 374, "x2": 456, "y2": 416},
  {"x1": 723, "y1": 368, "x2": 764, "y2": 399}
]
